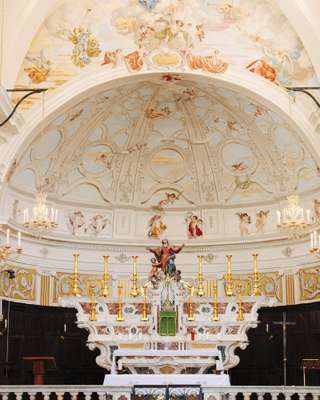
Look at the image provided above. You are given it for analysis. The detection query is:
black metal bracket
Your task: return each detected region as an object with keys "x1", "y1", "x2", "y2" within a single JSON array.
[
  {"x1": 285, "y1": 86, "x2": 320, "y2": 109},
  {"x1": 0, "y1": 88, "x2": 48, "y2": 127}
]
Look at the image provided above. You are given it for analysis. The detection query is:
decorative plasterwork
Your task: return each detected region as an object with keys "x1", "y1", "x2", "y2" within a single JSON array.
[
  {"x1": 8, "y1": 79, "x2": 320, "y2": 211},
  {"x1": 0, "y1": 265, "x2": 37, "y2": 301},
  {"x1": 299, "y1": 266, "x2": 320, "y2": 301}
]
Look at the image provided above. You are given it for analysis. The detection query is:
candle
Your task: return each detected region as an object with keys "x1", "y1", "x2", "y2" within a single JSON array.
[
  {"x1": 103, "y1": 256, "x2": 109, "y2": 276},
  {"x1": 198, "y1": 255, "x2": 203, "y2": 274},
  {"x1": 6, "y1": 229, "x2": 10, "y2": 247},
  {"x1": 226, "y1": 255, "x2": 232, "y2": 275},
  {"x1": 18, "y1": 231, "x2": 21, "y2": 248},
  {"x1": 311, "y1": 232, "x2": 314, "y2": 249},
  {"x1": 277, "y1": 210, "x2": 281, "y2": 225},
  {"x1": 132, "y1": 256, "x2": 137, "y2": 275},
  {"x1": 55, "y1": 209, "x2": 58, "y2": 223},
  {"x1": 314, "y1": 231, "x2": 317, "y2": 249},
  {"x1": 73, "y1": 253, "x2": 79, "y2": 274},
  {"x1": 253, "y1": 253, "x2": 258, "y2": 274},
  {"x1": 306, "y1": 209, "x2": 311, "y2": 224}
]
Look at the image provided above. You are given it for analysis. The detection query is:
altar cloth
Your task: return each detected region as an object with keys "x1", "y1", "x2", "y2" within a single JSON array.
[{"x1": 103, "y1": 373, "x2": 230, "y2": 386}]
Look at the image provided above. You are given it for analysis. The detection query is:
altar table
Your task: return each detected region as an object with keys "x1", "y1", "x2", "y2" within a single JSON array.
[
  {"x1": 103, "y1": 373, "x2": 230, "y2": 386},
  {"x1": 111, "y1": 349, "x2": 223, "y2": 374}
]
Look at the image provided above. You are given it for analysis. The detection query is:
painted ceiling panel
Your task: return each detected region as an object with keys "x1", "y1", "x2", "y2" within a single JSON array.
[{"x1": 12, "y1": 0, "x2": 318, "y2": 109}]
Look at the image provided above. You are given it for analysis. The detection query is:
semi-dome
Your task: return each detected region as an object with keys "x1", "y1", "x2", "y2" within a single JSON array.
[{"x1": 8, "y1": 76, "x2": 320, "y2": 211}]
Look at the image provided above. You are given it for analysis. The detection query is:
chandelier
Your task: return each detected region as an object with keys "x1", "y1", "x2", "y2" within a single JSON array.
[
  {"x1": 23, "y1": 192, "x2": 58, "y2": 238},
  {"x1": 276, "y1": 195, "x2": 311, "y2": 239},
  {"x1": 0, "y1": 228, "x2": 22, "y2": 263}
]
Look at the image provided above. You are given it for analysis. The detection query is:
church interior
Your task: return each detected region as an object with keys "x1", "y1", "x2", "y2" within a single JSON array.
[{"x1": 0, "y1": 0, "x2": 320, "y2": 398}]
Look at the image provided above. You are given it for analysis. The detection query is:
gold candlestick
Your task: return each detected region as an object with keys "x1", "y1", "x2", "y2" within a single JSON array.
[
  {"x1": 141, "y1": 286, "x2": 148, "y2": 321},
  {"x1": 71, "y1": 253, "x2": 81, "y2": 296},
  {"x1": 237, "y1": 294, "x2": 244, "y2": 321},
  {"x1": 252, "y1": 253, "x2": 260, "y2": 296},
  {"x1": 130, "y1": 256, "x2": 139, "y2": 297},
  {"x1": 102, "y1": 255, "x2": 110, "y2": 297},
  {"x1": 117, "y1": 281, "x2": 124, "y2": 321},
  {"x1": 225, "y1": 255, "x2": 234, "y2": 296},
  {"x1": 212, "y1": 280, "x2": 219, "y2": 321},
  {"x1": 187, "y1": 286, "x2": 195, "y2": 321},
  {"x1": 197, "y1": 255, "x2": 205, "y2": 297},
  {"x1": 89, "y1": 287, "x2": 97, "y2": 322}
]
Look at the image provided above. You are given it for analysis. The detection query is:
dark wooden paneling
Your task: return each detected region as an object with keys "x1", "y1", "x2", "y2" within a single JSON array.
[
  {"x1": 0, "y1": 301, "x2": 105, "y2": 385},
  {"x1": 231, "y1": 302, "x2": 320, "y2": 386}
]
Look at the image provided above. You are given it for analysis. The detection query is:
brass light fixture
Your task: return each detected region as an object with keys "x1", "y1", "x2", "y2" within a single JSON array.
[
  {"x1": 277, "y1": 195, "x2": 310, "y2": 239},
  {"x1": 197, "y1": 255, "x2": 205, "y2": 297},
  {"x1": 225, "y1": 255, "x2": 234, "y2": 296}
]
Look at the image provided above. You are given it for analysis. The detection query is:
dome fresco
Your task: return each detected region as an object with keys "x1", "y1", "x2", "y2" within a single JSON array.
[
  {"x1": 12, "y1": 0, "x2": 318, "y2": 110},
  {"x1": 9, "y1": 77, "x2": 320, "y2": 209}
]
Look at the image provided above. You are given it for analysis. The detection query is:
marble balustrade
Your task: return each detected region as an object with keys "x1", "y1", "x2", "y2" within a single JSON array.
[{"x1": 0, "y1": 386, "x2": 320, "y2": 400}]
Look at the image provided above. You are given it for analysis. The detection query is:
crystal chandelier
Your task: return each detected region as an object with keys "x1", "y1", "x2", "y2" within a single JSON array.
[
  {"x1": 23, "y1": 192, "x2": 58, "y2": 238},
  {"x1": 276, "y1": 195, "x2": 311, "y2": 239}
]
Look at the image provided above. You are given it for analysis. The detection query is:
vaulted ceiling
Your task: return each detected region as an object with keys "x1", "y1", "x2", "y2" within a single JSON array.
[{"x1": 8, "y1": 78, "x2": 320, "y2": 209}]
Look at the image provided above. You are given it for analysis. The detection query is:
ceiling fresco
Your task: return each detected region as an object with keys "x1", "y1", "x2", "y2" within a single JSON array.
[
  {"x1": 12, "y1": 0, "x2": 318, "y2": 109},
  {"x1": 8, "y1": 77, "x2": 320, "y2": 208}
]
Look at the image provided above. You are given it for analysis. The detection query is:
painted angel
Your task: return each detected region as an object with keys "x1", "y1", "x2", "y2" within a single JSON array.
[
  {"x1": 87, "y1": 215, "x2": 110, "y2": 236},
  {"x1": 158, "y1": 192, "x2": 179, "y2": 208},
  {"x1": 255, "y1": 210, "x2": 270, "y2": 234},
  {"x1": 68, "y1": 210, "x2": 86, "y2": 235},
  {"x1": 68, "y1": 27, "x2": 101, "y2": 68},
  {"x1": 186, "y1": 214, "x2": 203, "y2": 239},
  {"x1": 236, "y1": 212, "x2": 251, "y2": 236},
  {"x1": 148, "y1": 214, "x2": 167, "y2": 239},
  {"x1": 24, "y1": 50, "x2": 51, "y2": 84}
]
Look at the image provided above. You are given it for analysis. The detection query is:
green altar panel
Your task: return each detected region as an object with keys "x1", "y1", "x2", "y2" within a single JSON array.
[{"x1": 159, "y1": 311, "x2": 177, "y2": 336}]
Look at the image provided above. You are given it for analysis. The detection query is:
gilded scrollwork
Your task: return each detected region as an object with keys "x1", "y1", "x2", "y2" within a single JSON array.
[
  {"x1": 223, "y1": 272, "x2": 283, "y2": 302},
  {"x1": 53, "y1": 272, "x2": 112, "y2": 303},
  {"x1": 0, "y1": 265, "x2": 37, "y2": 301},
  {"x1": 299, "y1": 267, "x2": 320, "y2": 301}
]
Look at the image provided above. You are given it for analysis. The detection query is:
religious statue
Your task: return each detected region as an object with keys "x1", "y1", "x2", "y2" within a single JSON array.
[{"x1": 147, "y1": 239, "x2": 184, "y2": 277}]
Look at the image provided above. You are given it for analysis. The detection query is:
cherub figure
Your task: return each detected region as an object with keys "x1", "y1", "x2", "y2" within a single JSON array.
[
  {"x1": 196, "y1": 24, "x2": 204, "y2": 42},
  {"x1": 236, "y1": 212, "x2": 251, "y2": 236},
  {"x1": 148, "y1": 214, "x2": 167, "y2": 239},
  {"x1": 255, "y1": 210, "x2": 270, "y2": 234},
  {"x1": 158, "y1": 192, "x2": 179, "y2": 208},
  {"x1": 68, "y1": 211, "x2": 85, "y2": 235},
  {"x1": 87, "y1": 215, "x2": 110, "y2": 236},
  {"x1": 101, "y1": 49, "x2": 122, "y2": 68},
  {"x1": 145, "y1": 106, "x2": 171, "y2": 119},
  {"x1": 186, "y1": 214, "x2": 203, "y2": 239}
]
